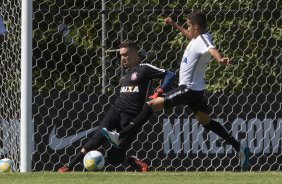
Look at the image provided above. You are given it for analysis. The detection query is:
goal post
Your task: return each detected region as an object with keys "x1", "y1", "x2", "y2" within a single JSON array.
[{"x1": 20, "y1": 0, "x2": 33, "y2": 172}]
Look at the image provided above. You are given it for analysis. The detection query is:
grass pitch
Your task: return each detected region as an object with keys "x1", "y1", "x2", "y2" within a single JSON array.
[{"x1": 1, "y1": 172, "x2": 282, "y2": 184}]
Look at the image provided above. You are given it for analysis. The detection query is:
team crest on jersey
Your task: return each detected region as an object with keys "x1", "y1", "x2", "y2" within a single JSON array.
[{"x1": 131, "y1": 72, "x2": 138, "y2": 80}]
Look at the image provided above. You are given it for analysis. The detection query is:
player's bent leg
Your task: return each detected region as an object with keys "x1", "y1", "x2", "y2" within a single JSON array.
[
  {"x1": 116, "y1": 103, "x2": 154, "y2": 139},
  {"x1": 114, "y1": 129, "x2": 148, "y2": 172},
  {"x1": 195, "y1": 111, "x2": 210, "y2": 125},
  {"x1": 197, "y1": 111, "x2": 241, "y2": 153},
  {"x1": 59, "y1": 106, "x2": 119, "y2": 172},
  {"x1": 196, "y1": 111, "x2": 250, "y2": 170},
  {"x1": 58, "y1": 150, "x2": 86, "y2": 172},
  {"x1": 58, "y1": 130, "x2": 107, "y2": 172},
  {"x1": 196, "y1": 111, "x2": 249, "y2": 169}
]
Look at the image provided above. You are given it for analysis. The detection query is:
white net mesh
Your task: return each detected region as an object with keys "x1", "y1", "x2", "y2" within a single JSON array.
[
  {"x1": 0, "y1": 0, "x2": 21, "y2": 171},
  {"x1": 1, "y1": 0, "x2": 282, "y2": 171}
]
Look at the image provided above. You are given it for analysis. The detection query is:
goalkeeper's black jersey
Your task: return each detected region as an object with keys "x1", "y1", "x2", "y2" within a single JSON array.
[{"x1": 115, "y1": 63, "x2": 166, "y2": 114}]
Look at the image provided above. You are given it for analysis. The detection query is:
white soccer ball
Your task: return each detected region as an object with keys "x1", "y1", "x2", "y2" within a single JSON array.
[
  {"x1": 0, "y1": 158, "x2": 13, "y2": 172},
  {"x1": 83, "y1": 150, "x2": 105, "y2": 171}
]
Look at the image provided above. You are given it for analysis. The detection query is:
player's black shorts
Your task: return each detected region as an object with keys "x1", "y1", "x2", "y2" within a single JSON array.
[
  {"x1": 99, "y1": 105, "x2": 138, "y2": 132},
  {"x1": 84, "y1": 105, "x2": 139, "y2": 151},
  {"x1": 101, "y1": 105, "x2": 142, "y2": 150},
  {"x1": 164, "y1": 85, "x2": 210, "y2": 114}
]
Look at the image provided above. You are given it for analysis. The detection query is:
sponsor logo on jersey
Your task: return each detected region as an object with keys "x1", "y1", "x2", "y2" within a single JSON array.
[
  {"x1": 131, "y1": 72, "x2": 138, "y2": 80},
  {"x1": 120, "y1": 86, "x2": 139, "y2": 93}
]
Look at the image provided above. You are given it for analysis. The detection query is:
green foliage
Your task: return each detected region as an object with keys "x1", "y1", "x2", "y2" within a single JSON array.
[{"x1": 33, "y1": 0, "x2": 282, "y2": 94}]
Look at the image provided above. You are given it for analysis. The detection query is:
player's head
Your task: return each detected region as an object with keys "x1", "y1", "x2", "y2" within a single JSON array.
[
  {"x1": 186, "y1": 10, "x2": 207, "y2": 39},
  {"x1": 119, "y1": 40, "x2": 140, "y2": 69}
]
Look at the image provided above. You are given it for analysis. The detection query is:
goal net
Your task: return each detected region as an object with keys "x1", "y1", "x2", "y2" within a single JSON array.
[
  {"x1": 0, "y1": 0, "x2": 21, "y2": 171},
  {"x1": 1, "y1": 0, "x2": 282, "y2": 171}
]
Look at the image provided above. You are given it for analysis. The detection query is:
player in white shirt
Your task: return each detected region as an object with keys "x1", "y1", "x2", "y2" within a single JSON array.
[
  {"x1": 179, "y1": 31, "x2": 214, "y2": 90},
  {"x1": 102, "y1": 11, "x2": 250, "y2": 171}
]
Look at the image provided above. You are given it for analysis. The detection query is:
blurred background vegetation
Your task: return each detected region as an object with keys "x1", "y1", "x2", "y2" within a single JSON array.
[{"x1": 33, "y1": 0, "x2": 282, "y2": 94}]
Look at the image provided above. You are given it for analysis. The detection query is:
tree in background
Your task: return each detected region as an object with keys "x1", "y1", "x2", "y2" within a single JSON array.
[{"x1": 33, "y1": 0, "x2": 282, "y2": 94}]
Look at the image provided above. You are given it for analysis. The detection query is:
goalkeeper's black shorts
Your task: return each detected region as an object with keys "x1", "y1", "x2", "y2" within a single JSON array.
[{"x1": 84, "y1": 105, "x2": 139, "y2": 151}]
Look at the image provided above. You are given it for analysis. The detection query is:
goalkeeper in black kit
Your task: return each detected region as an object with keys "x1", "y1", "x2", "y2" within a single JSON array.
[{"x1": 58, "y1": 40, "x2": 175, "y2": 172}]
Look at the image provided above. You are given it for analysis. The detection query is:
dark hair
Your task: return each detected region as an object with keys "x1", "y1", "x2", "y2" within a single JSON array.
[
  {"x1": 119, "y1": 40, "x2": 139, "y2": 52},
  {"x1": 187, "y1": 10, "x2": 206, "y2": 30}
]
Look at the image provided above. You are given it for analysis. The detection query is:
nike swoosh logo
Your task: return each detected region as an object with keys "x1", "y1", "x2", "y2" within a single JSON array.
[{"x1": 49, "y1": 126, "x2": 98, "y2": 150}]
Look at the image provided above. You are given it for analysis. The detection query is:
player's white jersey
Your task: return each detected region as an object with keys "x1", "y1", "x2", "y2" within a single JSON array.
[{"x1": 179, "y1": 32, "x2": 214, "y2": 91}]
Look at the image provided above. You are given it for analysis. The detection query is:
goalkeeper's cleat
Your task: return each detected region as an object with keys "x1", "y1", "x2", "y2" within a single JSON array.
[
  {"x1": 58, "y1": 166, "x2": 69, "y2": 173},
  {"x1": 101, "y1": 128, "x2": 120, "y2": 147},
  {"x1": 239, "y1": 144, "x2": 250, "y2": 171},
  {"x1": 128, "y1": 156, "x2": 148, "y2": 172},
  {"x1": 135, "y1": 159, "x2": 148, "y2": 172}
]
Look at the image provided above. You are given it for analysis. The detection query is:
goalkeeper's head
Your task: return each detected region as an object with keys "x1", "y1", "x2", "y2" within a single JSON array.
[{"x1": 119, "y1": 40, "x2": 140, "y2": 69}]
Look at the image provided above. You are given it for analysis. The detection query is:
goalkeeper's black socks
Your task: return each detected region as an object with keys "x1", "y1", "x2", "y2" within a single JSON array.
[
  {"x1": 119, "y1": 103, "x2": 153, "y2": 138},
  {"x1": 68, "y1": 151, "x2": 85, "y2": 170},
  {"x1": 203, "y1": 120, "x2": 240, "y2": 152}
]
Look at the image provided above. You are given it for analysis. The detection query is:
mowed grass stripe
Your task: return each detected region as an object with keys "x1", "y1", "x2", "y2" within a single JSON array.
[{"x1": 0, "y1": 172, "x2": 282, "y2": 184}]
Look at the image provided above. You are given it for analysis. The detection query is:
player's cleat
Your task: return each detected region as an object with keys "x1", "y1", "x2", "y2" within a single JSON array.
[
  {"x1": 128, "y1": 156, "x2": 148, "y2": 172},
  {"x1": 58, "y1": 166, "x2": 69, "y2": 173},
  {"x1": 135, "y1": 158, "x2": 148, "y2": 172},
  {"x1": 239, "y1": 145, "x2": 250, "y2": 171},
  {"x1": 101, "y1": 128, "x2": 120, "y2": 147}
]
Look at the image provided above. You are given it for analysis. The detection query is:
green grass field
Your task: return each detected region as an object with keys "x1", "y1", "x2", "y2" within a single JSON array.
[{"x1": 1, "y1": 172, "x2": 282, "y2": 184}]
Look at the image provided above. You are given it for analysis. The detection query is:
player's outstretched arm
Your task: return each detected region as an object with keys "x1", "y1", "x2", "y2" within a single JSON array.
[
  {"x1": 164, "y1": 17, "x2": 190, "y2": 39},
  {"x1": 160, "y1": 70, "x2": 176, "y2": 90},
  {"x1": 208, "y1": 48, "x2": 230, "y2": 65},
  {"x1": 149, "y1": 70, "x2": 176, "y2": 99}
]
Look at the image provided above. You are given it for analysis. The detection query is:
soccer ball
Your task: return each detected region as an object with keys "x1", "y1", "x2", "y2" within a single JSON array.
[
  {"x1": 0, "y1": 158, "x2": 12, "y2": 172},
  {"x1": 83, "y1": 150, "x2": 105, "y2": 171}
]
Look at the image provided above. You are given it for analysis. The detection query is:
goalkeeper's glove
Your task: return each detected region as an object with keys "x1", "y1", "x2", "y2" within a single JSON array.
[{"x1": 148, "y1": 88, "x2": 164, "y2": 99}]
